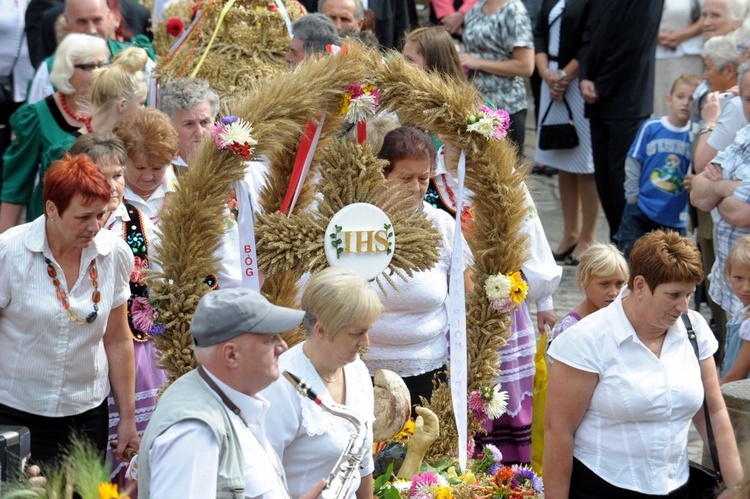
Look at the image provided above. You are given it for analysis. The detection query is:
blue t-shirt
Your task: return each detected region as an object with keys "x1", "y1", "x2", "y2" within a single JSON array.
[{"x1": 629, "y1": 117, "x2": 693, "y2": 228}]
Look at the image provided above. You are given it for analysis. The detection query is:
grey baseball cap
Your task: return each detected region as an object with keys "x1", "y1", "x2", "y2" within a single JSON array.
[{"x1": 191, "y1": 288, "x2": 305, "y2": 346}]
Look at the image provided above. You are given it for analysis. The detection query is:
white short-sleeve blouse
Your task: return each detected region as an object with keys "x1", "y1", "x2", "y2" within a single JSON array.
[
  {"x1": 0, "y1": 216, "x2": 133, "y2": 417},
  {"x1": 548, "y1": 292, "x2": 717, "y2": 495}
]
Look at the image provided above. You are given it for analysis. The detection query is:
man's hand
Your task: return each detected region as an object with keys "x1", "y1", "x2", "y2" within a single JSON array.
[
  {"x1": 704, "y1": 162, "x2": 724, "y2": 181},
  {"x1": 440, "y1": 12, "x2": 464, "y2": 35},
  {"x1": 580, "y1": 79, "x2": 599, "y2": 104}
]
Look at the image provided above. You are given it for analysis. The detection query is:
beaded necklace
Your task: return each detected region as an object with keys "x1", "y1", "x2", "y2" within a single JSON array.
[
  {"x1": 58, "y1": 91, "x2": 92, "y2": 130},
  {"x1": 45, "y1": 257, "x2": 100, "y2": 324}
]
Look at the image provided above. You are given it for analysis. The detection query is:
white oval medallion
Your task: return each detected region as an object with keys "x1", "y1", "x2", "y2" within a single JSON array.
[{"x1": 324, "y1": 203, "x2": 395, "y2": 280}]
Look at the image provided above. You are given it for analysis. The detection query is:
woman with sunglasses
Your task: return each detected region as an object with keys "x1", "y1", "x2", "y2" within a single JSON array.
[
  {"x1": 0, "y1": 153, "x2": 138, "y2": 466},
  {"x1": 0, "y1": 33, "x2": 109, "y2": 232}
]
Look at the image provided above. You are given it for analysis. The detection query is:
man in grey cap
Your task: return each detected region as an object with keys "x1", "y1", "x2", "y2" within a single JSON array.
[{"x1": 138, "y1": 288, "x2": 325, "y2": 499}]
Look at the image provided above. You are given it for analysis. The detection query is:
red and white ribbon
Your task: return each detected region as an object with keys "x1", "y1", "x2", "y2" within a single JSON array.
[{"x1": 280, "y1": 114, "x2": 326, "y2": 215}]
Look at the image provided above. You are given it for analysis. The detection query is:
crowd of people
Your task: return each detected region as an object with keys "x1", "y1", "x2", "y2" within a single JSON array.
[{"x1": 4, "y1": 0, "x2": 750, "y2": 497}]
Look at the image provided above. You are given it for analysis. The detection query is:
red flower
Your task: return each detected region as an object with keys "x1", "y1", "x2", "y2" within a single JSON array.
[{"x1": 166, "y1": 18, "x2": 185, "y2": 37}]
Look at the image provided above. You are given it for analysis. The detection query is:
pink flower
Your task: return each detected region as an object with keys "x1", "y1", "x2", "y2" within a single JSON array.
[
  {"x1": 131, "y1": 296, "x2": 157, "y2": 333},
  {"x1": 469, "y1": 390, "x2": 488, "y2": 421},
  {"x1": 490, "y1": 297, "x2": 515, "y2": 313},
  {"x1": 409, "y1": 471, "x2": 440, "y2": 498},
  {"x1": 130, "y1": 256, "x2": 149, "y2": 285}
]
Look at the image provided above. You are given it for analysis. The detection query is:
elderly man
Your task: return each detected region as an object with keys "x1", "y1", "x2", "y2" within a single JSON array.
[
  {"x1": 691, "y1": 63, "x2": 750, "y2": 324},
  {"x1": 139, "y1": 288, "x2": 326, "y2": 498},
  {"x1": 319, "y1": 0, "x2": 363, "y2": 31},
  {"x1": 285, "y1": 13, "x2": 341, "y2": 66},
  {"x1": 157, "y1": 77, "x2": 220, "y2": 169},
  {"x1": 25, "y1": 0, "x2": 151, "y2": 68},
  {"x1": 25, "y1": 0, "x2": 155, "y2": 104}
]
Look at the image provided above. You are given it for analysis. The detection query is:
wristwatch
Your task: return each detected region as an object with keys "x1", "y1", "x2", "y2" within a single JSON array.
[
  {"x1": 699, "y1": 125, "x2": 715, "y2": 135},
  {"x1": 559, "y1": 69, "x2": 569, "y2": 81}
]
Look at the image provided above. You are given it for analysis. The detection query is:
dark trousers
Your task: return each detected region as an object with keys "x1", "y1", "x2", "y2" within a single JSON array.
[
  {"x1": 614, "y1": 203, "x2": 686, "y2": 261},
  {"x1": 508, "y1": 109, "x2": 528, "y2": 156},
  {"x1": 0, "y1": 400, "x2": 108, "y2": 466},
  {"x1": 570, "y1": 458, "x2": 689, "y2": 499},
  {"x1": 404, "y1": 367, "x2": 447, "y2": 418},
  {"x1": 589, "y1": 116, "x2": 645, "y2": 241}
]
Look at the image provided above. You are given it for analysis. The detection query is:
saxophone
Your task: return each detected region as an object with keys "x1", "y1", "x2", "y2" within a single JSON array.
[{"x1": 283, "y1": 371, "x2": 369, "y2": 499}]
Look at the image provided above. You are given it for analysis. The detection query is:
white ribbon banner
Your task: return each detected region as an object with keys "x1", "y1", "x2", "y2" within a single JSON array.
[
  {"x1": 287, "y1": 113, "x2": 326, "y2": 216},
  {"x1": 448, "y1": 150, "x2": 468, "y2": 472},
  {"x1": 235, "y1": 179, "x2": 260, "y2": 291},
  {"x1": 274, "y1": 0, "x2": 294, "y2": 39}
]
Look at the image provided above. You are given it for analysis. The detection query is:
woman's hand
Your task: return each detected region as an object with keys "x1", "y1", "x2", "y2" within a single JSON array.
[
  {"x1": 115, "y1": 417, "x2": 140, "y2": 459},
  {"x1": 658, "y1": 29, "x2": 679, "y2": 50},
  {"x1": 458, "y1": 53, "x2": 479, "y2": 71}
]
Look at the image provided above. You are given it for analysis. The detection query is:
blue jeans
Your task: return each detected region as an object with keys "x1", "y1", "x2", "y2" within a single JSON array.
[{"x1": 614, "y1": 203, "x2": 686, "y2": 261}]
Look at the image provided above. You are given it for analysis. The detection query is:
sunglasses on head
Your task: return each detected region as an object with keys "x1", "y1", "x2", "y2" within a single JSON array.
[{"x1": 74, "y1": 62, "x2": 106, "y2": 71}]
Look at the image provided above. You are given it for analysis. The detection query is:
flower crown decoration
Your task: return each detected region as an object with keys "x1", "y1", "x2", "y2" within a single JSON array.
[
  {"x1": 484, "y1": 271, "x2": 529, "y2": 314},
  {"x1": 341, "y1": 83, "x2": 380, "y2": 124},
  {"x1": 211, "y1": 116, "x2": 258, "y2": 159},
  {"x1": 469, "y1": 384, "x2": 509, "y2": 423},
  {"x1": 466, "y1": 105, "x2": 511, "y2": 142}
]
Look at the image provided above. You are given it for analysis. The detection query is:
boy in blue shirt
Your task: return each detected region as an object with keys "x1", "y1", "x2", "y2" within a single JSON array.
[{"x1": 614, "y1": 74, "x2": 701, "y2": 259}]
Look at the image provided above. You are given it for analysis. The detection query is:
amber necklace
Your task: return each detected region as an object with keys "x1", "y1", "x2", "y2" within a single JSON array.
[
  {"x1": 58, "y1": 91, "x2": 92, "y2": 131},
  {"x1": 45, "y1": 257, "x2": 101, "y2": 324}
]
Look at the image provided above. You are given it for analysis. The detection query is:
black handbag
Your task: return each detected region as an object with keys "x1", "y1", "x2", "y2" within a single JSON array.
[
  {"x1": 538, "y1": 97, "x2": 579, "y2": 150},
  {"x1": 682, "y1": 315, "x2": 723, "y2": 498}
]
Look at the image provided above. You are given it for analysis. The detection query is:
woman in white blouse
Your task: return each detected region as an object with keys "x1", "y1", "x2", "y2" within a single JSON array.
[
  {"x1": 0, "y1": 154, "x2": 137, "y2": 465},
  {"x1": 368, "y1": 126, "x2": 474, "y2": 411},
  {"x1": 544, "y1": 231, "x2": 743, "y2": 498},
  {"x1": 262, "y1": 266, "x2": 382, "y2": 499}
]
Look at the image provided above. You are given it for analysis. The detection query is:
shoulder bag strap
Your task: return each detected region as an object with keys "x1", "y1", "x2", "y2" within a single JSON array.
[
  {"x1": 681, "y1": 314, "x2": 721, "y2": 475},
  {"x1": 540, "y1": 96, "x2": 575, "y2": 126}
]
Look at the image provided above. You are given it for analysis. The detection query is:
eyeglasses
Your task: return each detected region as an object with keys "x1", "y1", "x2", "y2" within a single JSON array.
[{"x1": 74, "y1": 62, "x2": 107, "y2": 71}]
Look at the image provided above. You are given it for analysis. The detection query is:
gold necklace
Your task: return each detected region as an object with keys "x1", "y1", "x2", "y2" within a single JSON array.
[{"x1": 303, "y1": 343, "x2": 342, "y2": 383}]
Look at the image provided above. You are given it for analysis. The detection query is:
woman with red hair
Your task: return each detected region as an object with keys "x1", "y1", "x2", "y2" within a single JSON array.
[{"x1": 0, "y1": 154, "x2": 138, "y2": 465}]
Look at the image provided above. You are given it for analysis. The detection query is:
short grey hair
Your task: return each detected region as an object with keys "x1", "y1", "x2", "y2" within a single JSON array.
[
  {"x1": 738, "y1": 61, "x2": 750, "y2": 93},
  {"x1": 291, "y1": 14, "x2": 341, "y2": 56},
  {"x1": 50, "y1": 33, "x2": 109, "y2": 94},
  {"x1": 703, "y1": 34, "x2": 740, "y2": 69},
  {"x1": 729, "y1": 0, "x2": 750, "y2": 20},
  {"x1": 158, "y1": 77, "x2": 220, "y2": 120},
  {"x1": 318, "y1": 0, "x2": 364, "y2": 22}
]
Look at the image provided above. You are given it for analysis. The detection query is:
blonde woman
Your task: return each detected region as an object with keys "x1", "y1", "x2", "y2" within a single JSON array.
[
  {"x1": 0, "y1": 33, "x2": 109, "y2": 230},
  {"x1": 551, "y1": 243, "x2": 629, "y2": 341},
  {"x1": 262, "y1": 267, "x2": 382, "y2": 499}
]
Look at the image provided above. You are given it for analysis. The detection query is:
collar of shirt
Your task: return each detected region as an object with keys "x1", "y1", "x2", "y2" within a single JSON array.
[
  {"x1": 173, "y1": 155, "x2": 188, "y2": 168},
  {"x1": 610, "y1": 288, "x2": 686, "y2": 353},
  {"x1": 23, "y1": 215, "x2": 113, "y2": 260},
  {"x1": 103, "y1": 202, "x2": 131, "y2": 229},
  {"x1": 201, "y1": 367, "x2": 270, "y2": 435}
]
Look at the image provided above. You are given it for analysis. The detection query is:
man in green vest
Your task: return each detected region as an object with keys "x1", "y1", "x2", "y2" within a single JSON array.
[{"x1": 139, "y1": 288, "x2": 326, "y2": 499}]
